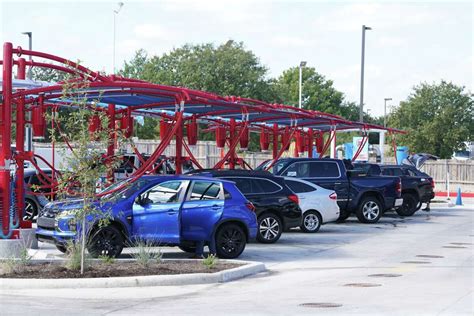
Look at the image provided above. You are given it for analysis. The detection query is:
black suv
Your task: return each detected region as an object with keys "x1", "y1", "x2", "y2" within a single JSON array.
[
  {"x1": 380, "y1": 165, "x2": 435, "y2": 216},
  {"x1": 353, "y1": 163, "x2": 435, "y2": 216},
  {"x1": 188, "y1": 169, "x2": 302, "y2": 243}
]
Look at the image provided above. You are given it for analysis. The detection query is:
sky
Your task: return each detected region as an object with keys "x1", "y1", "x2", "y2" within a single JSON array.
[{"x1": 1, "y1": 0, "x2": 472, "y2": 117}]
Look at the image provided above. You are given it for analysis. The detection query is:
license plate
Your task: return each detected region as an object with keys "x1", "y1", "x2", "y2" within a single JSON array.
[{"x1": 395, "y1": 198, "x2": 403, "y2": 207}]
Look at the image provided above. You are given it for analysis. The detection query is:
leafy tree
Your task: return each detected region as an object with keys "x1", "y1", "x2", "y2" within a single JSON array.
[
  {"x1": 140, "y1": 40, "x2": 277, "y2": 102},
  {"x1": 118, "y1": 49, "x2": 148, "y2": 80},
  {"x1": 31, "y1": 65, "x2": 69, "y2": 82},
  {"x1": 388, "y1": 81, "x2": 474, "y2": 158}
]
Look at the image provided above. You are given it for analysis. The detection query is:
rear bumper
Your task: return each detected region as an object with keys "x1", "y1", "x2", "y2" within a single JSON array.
[
  {"x1": 283, "y1": 216, "x2": 302, "y2": 230},
  {"x1": 385, "y1": 197, "x2": 403, "y2": 210}
]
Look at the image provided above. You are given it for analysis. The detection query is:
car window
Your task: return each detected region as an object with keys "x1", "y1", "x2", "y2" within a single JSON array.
[
  {"x1": 252, "y1": 179, "x2": 281, "y2": 193},
  {"x1": 285, "y1": 180, "x2": 316, "y2": 193},
  {"x1": 310, "y1": 162, "x2": 340, "y2": 178},
  {"x1": 189, "y1": 181, "x2": 222, "y2": 201},
  {"x1": 225, "y1": 178, "x2": 253, "y2": 194},
  {"x1": 140, "y1": 180, "x2": 184, "y2": 204},
  {"x1": 284, "y1": 162, "x2": 310, "y2": 177},
  {"x1": 29, "y1": 171, "x2": 52, "y2": 186}
]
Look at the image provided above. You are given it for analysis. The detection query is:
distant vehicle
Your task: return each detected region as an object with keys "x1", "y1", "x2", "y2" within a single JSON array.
[
  {"x1": 188, "y1": 169, "x2": 302, "y2": 244},
  {"x1": 353, "y1": 163, "x2": 435, "y2": 216},
  {"x1": 36, "y1": 175, "x2": 258, "y2": 259},
  {"x1": 258, "y1": 158, "x2": 403, "y2": 224},
  {"x1": 283, "y1": 177, "x2": 339, "y2": 233},
  {"x1": 23, "y1": 168, "x2": 56, "y2": 221},
  {"x1": 452, "y1": 142, "x2": 474, "y2": 161}
]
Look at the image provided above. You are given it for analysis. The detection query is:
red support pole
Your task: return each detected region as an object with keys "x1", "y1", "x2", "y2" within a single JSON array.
[
  {"x1": 175, "y1": 111, "x2": 183, "y2": 174},
  {"x1": 272, "y1": 124, "x2": 278, "y2": 159},
  {"x1": 229, "y1": 118, "x2": 236, "y2": 169},
  {"x1": 107, "y1": 104, "x2": 115, "y2": 183},
  {"x1": 307, "y1": 128, "x2": 313, "y2": 158},
  {"x1": 16, "y1": 58, "x2": 31, "y2": 229},
  {"x1": 1, "y1": 42, "x2": 13, "y2": 236}
]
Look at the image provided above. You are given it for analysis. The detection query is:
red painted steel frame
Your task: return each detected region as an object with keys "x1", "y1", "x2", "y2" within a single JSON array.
[{"x1": 0, "y1": 42, "x2": 405, "y2": 238}]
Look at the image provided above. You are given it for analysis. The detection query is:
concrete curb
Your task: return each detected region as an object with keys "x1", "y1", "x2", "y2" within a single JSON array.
[{"x1": 0, "y1": 259, "x2": 266, "y2": 289}]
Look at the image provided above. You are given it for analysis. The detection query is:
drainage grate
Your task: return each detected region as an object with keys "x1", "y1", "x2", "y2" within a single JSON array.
[
  {"x1": 443, "y1": 246, "x2": 467, "y2": 249},
  {"x1": 401, "y1": 261, "x2": 431, "y2": 264},
  {"x1": 299, "y1": 303, "x2": 342, "y2": 308},
  {"x1": 344, "y1": 283, "x2": 382, "y2": 287},
  {"x1": 368, "y1": 273, "x2": 402, "y2": 278},
  {"x1": 416, "y1": 255, "x2": 444, "y2": 258},
  {"x1": 450, "y1": 242, "x2": 472, "y2": 245}
]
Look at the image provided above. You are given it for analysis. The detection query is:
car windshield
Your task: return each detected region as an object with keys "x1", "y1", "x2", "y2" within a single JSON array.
[
  {"x1": 100, "y1": 178, "x2": 148, "y2": 201},
  {"x1": 255, "y1": 159, "x2": 289, "y2": 174}
]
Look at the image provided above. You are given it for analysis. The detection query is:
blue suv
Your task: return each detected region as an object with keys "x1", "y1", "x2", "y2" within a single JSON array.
[{"x1": 36, "y1": 175, "x2": 258, "y2": 259}]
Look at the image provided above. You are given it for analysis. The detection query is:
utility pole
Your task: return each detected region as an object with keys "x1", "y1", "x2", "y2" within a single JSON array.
[{"x1": 359, "y1": 25, "x2": 372, "y2": 122}]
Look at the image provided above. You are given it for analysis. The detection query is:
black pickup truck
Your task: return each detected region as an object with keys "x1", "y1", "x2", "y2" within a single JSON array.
[
  {"x1": 257, "y1": 158, "x2": 403, "y2": 224},
  {"x1": 354, "y1": 162, "x2": 435, "y2": 216}
]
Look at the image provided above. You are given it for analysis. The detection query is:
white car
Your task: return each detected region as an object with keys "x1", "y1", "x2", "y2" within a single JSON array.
[{"x1": 283, "y1": 177, "x2": 340, "y2": 233}]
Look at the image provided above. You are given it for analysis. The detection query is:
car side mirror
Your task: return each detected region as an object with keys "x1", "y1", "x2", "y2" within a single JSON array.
[{"x1": 135, "y1": 195, "x2": 143, "y2": 205}]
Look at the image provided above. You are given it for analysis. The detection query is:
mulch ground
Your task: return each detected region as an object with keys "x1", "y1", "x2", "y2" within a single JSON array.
[{"x1": 0, "y1": 261, "x2": 241, "y2": 279}]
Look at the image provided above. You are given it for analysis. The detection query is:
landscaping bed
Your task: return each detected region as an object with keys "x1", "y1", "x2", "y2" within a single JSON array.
[{"x1": 0, "y1": 260, "x2": 242, "y2": 279}]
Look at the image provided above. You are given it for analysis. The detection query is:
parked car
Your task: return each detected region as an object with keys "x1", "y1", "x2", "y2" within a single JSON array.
[
  {"x1": 36, "y1": 175, "x2": 258, "y2": 259},
  {"x1": 283, "y1": 177, "x2": 340, "y2": 233},
  {"x1": 23, "y1": 168, "x2": 56, "y2": 221},
  {"x1": 188, "y1": 169, "x2": 302, "y2": 244},
  {"x1": 353, "y1": 162, "x2": 435, "y2": 216},
  {"x1": 257, "y1": 158, "x2": 403, "y2": 224}
]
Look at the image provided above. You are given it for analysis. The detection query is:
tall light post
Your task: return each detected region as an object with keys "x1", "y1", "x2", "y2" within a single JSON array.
[
  {"x1": 113, "y1": 2, "x2": 124, "y2": 74},
  {"x1": 384, "y1": 97, "x2": 392, "y2": 128},
  {"x1": 21, "y1": 32, "x2": 33, "y2": 152},
  {"x1": 359, "y1": 25, "x2": 372, "y2": 122},
  {"x1": 298, "y1": 61, "x2": 307, "y2": 109}
]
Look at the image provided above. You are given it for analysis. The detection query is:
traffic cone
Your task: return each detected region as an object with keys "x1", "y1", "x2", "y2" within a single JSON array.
[{"x1": 455, "y1": 187, "x2": 463, "y2": 206}]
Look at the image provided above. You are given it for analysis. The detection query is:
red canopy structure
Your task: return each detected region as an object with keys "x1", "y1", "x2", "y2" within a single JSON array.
[{"x1": 0, "y1": 42, "x2": 405, "y2": 238}]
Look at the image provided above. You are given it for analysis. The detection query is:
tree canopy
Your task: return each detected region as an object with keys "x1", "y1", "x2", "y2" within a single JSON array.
[{"x1": 388, "y1": 81, "x2": 473, "y2": 158}]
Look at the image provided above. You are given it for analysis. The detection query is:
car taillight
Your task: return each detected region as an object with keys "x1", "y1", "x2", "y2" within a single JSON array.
[
  {"x1": 329, "y1": 192, "x2": 337, "y2": 200},
  {"x1": 396, "y1": 179, "x2": 402, "y2": 196},
  {"x1": 288, "y1": 194, "x2": 299, "y2": 205},
  {"x1": 429, "y1": 178, "x2": 435, "y2": 189},
  {"x1": 245, "y1": 202, "x2": 256, "y2": 212}
]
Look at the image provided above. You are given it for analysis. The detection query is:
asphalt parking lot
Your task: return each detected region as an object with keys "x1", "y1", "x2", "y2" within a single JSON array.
[{"x1": 1, "y1": 201, "x2": 473, "y2": 315}]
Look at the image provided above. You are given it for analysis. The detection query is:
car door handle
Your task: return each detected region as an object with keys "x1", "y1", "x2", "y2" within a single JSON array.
[
  {"x1": 211, "y1": 205, "x2": 221, "y2": 209},
  {"x1": 334, "y1": 182, "x2": 341, "y2": 185},
  {"x1": 167, "y1": 209, "x2": 178, "y2": 215}
]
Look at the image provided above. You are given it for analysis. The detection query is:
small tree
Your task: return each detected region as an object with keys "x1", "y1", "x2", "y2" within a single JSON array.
[{"x1": 48, "y1": 69, "x2": 127, "y2": 274}]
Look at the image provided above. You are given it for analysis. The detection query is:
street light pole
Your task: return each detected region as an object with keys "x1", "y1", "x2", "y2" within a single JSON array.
[
  {"x1": 113, "y1": 2, "x2": 124, "y2": 74},
  {"x1": 298, "y1": 61, "x2": 307, "y2": 109},
  {"x1": 359, "y1": 25, "x2": 372, "y2": 122},
  {"x1": 21, "y1": 32, "x2": 33, "y2": 152},
  {"x1": 384, "y1": 97, "x2": 392, "y2": 128}
]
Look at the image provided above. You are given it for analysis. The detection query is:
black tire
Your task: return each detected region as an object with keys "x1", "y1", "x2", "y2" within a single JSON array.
[
  {"x1": 87, "y1": 225, "x2": 124, "y2": 258},
  {"x1": 257, "y1": 213, "x2": 283, "y2": 243},
  {"x1": 356, "y1": 196, "x2": 383, "y2": 224},
  {"x1": 215, "y1": 224, "x2": 246, "y2": 259},
  {"x1": 415, "y1": 200, "x2": 423, "y2": 211},
  {"x1": 300, "y1": 211, "x2": 322, "y2": 233},
  {"x1": 178, "y1": 245, "x2": 197, "y2": 253},
  {"x1": 56, "y1": 244, "x2": 68, "y2": 254},
  {"x1": 24, "y1": 199, "x2": 38, "y2": 221},
  {"x1": 396, "y1": 193, "x2": 419, "y2": 217}
]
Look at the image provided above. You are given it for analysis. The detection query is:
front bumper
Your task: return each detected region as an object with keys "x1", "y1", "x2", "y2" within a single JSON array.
[{"x1": 36, "y1": 227, "x2": 76, "y2": 245}]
